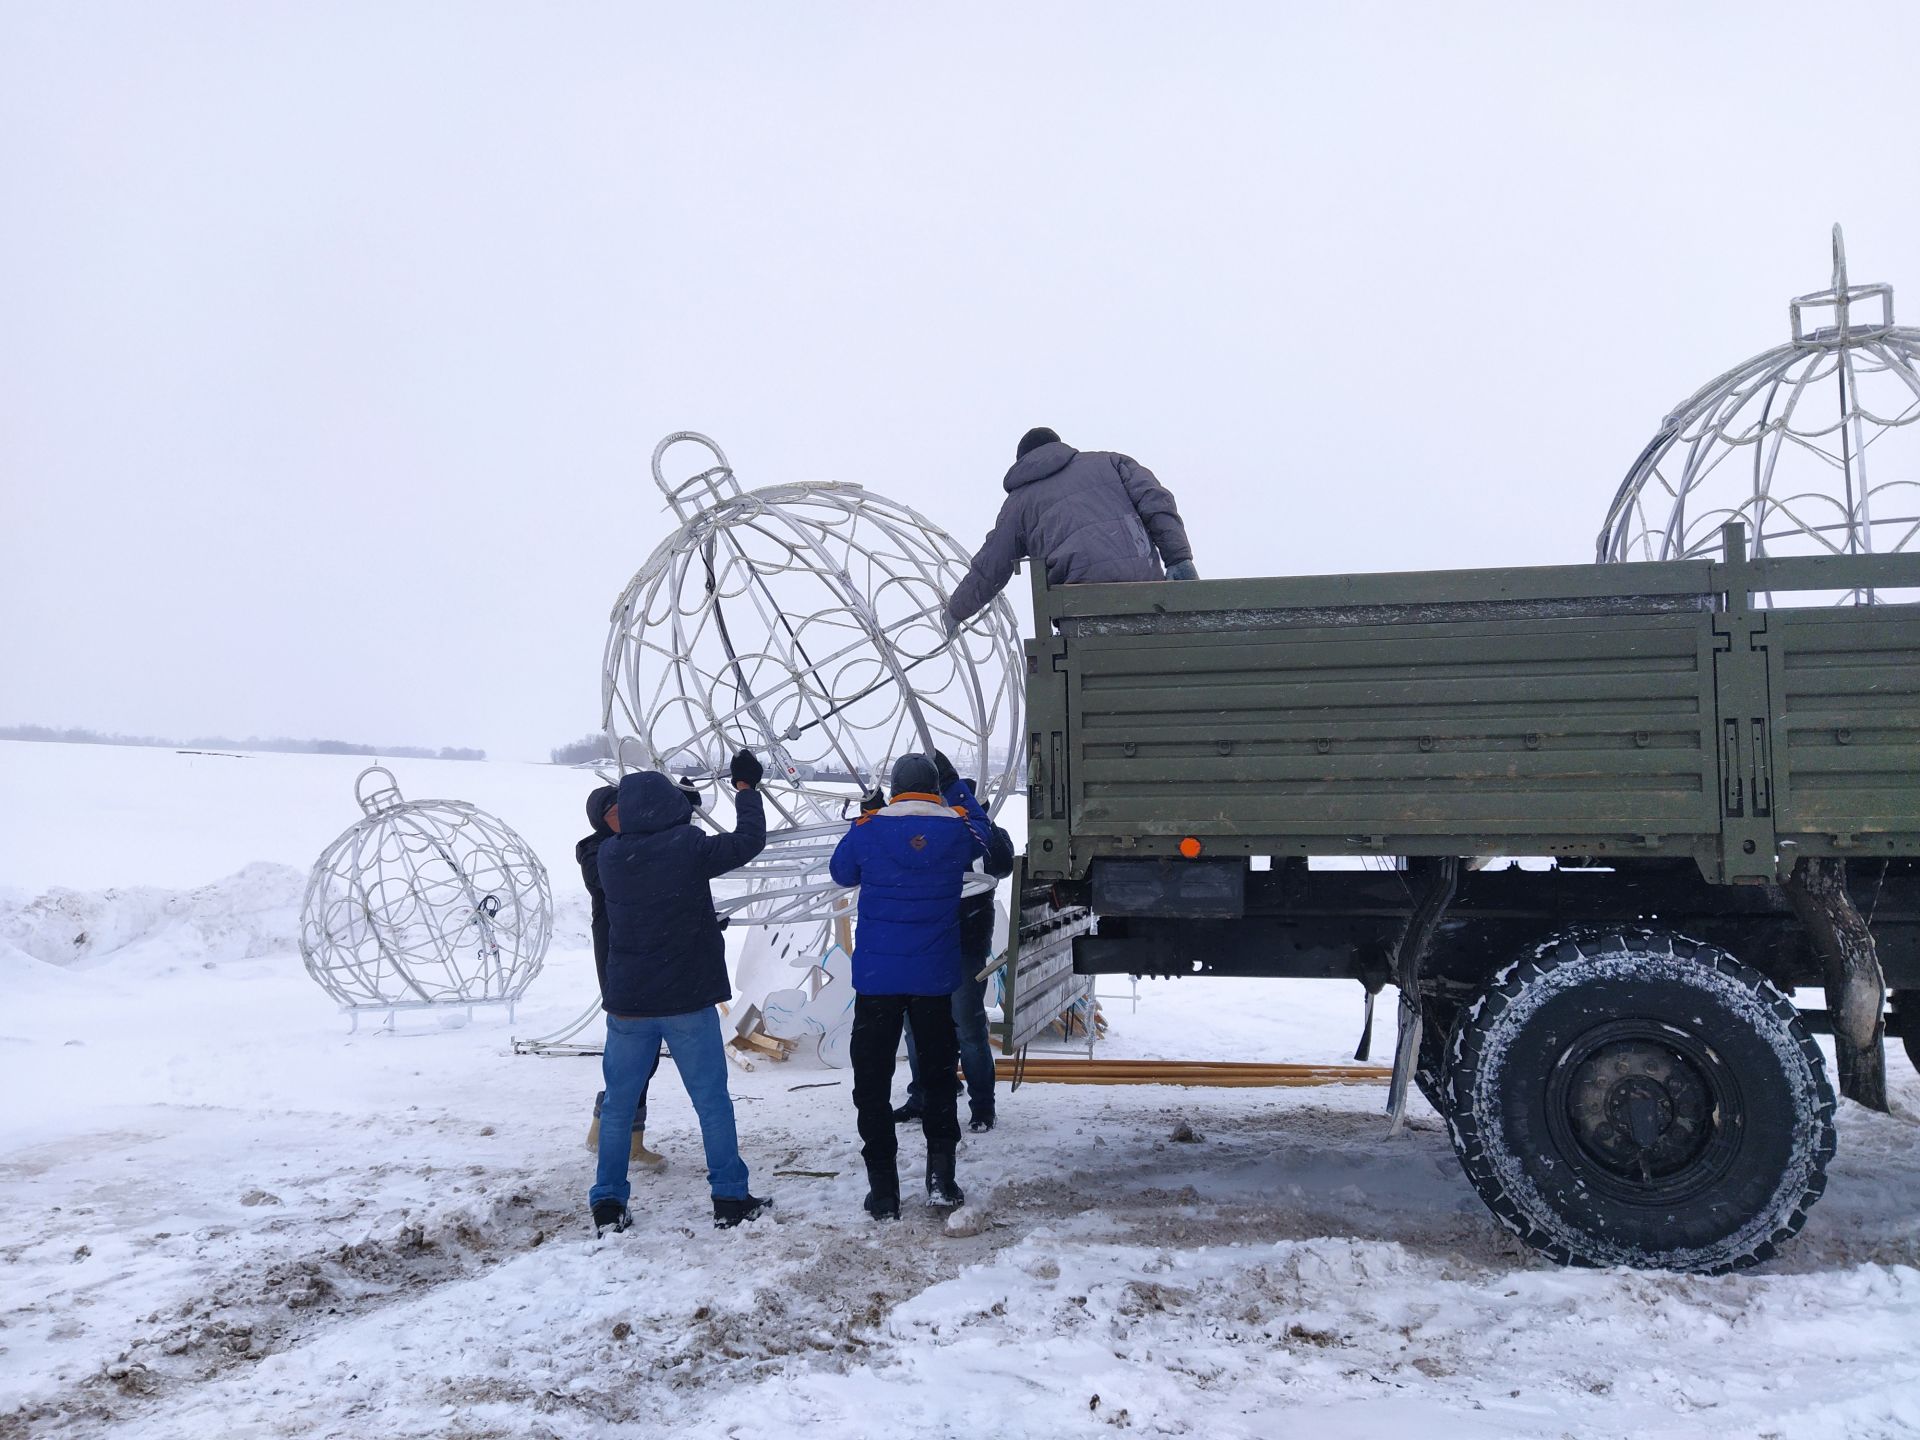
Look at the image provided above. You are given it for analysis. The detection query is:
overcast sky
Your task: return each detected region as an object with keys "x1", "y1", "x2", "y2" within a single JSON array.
[{"x1": 5, "y1": 2, "x2": 1919, "y2": 761}]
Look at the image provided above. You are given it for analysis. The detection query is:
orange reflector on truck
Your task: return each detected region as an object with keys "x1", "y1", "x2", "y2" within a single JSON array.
[{"x1": 1178, "y1": 836, "x2": 1202, "y2": 858}]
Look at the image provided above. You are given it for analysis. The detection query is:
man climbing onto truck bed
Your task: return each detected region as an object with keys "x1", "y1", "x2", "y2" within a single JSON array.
[{"x1": 943, "y1": 427, "x2": 1199, "y2": 636}]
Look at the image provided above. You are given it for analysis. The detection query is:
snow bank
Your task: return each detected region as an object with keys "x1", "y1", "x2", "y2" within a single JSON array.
[
  {"x1": 0, "y1": 863, "x2": 306, "y2": 970},
  {"x1": 0, "y1": 862, "x2": 590, "y2": 976}
]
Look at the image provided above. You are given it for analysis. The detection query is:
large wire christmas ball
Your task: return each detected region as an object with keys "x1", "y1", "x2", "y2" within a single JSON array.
[
  {"x1": 601, "y1": 432, "x2": 1024, "y2": 926},
  {"x1": 299, "y1": 766, "x2": 552, "y2": 1013},
  {"x1": 1599, "y1": 226, "x2": 1920, "y2": 602}
]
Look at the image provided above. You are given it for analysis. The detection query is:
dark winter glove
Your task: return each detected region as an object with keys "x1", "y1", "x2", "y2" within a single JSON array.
[
  {"x1": 676, "y1": 775, "x2": 704, "y2": 809},
  {"x1": 729, "y1": 748, "x2": 764, "y2": 791},
  {"x1": 1165, "y1": 559, "x2": 1199, "y2": 582},
  {"x1": 942, "y1": 610, "x2": 962, "y2": 643},
  {"x1": 859, "y1": 787, "x2": 886, "y2": 815},
  {"x1": 932, "y1": 749, "x2": 959, "y2": 794}
]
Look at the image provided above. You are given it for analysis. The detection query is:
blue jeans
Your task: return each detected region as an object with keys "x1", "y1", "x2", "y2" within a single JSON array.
[
  {"x1": 594, "y1": 1042, "x2": 661, "y2": 1131},
  {"x1": 905, "y1": 967, "x2": 997, "y2": 1115},
  {"x1": 592, "y1": 1008, "x2": 749, "y2": 1206}
]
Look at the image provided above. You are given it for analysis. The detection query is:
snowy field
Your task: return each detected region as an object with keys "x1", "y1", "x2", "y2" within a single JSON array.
[{"x1": 3, "y1": 738, "x2": 1919, "y2": 1440}]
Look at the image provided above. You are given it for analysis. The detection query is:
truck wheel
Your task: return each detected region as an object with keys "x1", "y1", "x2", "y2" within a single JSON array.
[{"x1": 1445, "y1": 930, "x2": 1835, "y2": 1273}]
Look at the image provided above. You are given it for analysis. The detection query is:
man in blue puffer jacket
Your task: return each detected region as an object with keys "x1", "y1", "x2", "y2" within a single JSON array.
[
  {"x1": 829, "y1": 750, "x2": 991, "y2": 1218},
  {"x1": 590, "y1": 749, "x2": 770, "y2": 1236},
  {"x1": 893, "y1": 780, "x2": 1017, "y2": 1133}
]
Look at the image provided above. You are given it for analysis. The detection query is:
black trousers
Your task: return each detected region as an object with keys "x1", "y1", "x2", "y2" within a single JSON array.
[{"x1": 851, "y1": 992, "x2": 961, "y2": 1180}]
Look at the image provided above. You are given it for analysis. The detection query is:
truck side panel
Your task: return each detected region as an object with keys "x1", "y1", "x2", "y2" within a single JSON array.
[
  {"x1": 1065, "y1": 610, "x2": 1719, "y2": 840},
  {"x1": 1024, "y1": 547, "x2": 1920, "y2": 883},
  {"x1": 1773, "y1": 605, "x2": 1920, "y2": 853}
]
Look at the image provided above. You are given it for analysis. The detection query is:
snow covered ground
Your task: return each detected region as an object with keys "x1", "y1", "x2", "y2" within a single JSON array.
[{"x1": 3, "y1": 738, "x2": 1919, "y2": 1439}]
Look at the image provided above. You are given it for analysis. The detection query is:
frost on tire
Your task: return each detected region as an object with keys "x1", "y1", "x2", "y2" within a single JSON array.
[{"x1": 1443, "y1": 929, "x2": 1836, "y2": 1273}]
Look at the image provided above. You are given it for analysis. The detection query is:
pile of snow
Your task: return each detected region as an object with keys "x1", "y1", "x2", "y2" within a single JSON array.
[
  {"x1": 0, "y1": 862, "x2": 307, "y2": 971},
  {"x1": 0, "y1": 864, "x2": 590, "y2": 975}
]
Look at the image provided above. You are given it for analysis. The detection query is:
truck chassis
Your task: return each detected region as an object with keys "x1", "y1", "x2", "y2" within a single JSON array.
[{"x1": 1004, "y1": 529, "x2": 1920, "y2": 1272}]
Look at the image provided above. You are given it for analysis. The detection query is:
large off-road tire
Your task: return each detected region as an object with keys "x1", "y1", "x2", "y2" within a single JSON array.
[{"x1": 1445, "y1": 929, "x2": 1836, "y2": 1273}]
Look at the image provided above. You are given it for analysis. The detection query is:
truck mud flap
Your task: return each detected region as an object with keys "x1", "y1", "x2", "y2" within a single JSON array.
[
  {"x1": 1387, "y1": 855, "x2": 1460, "y2": 1135},
  {"x1": 1000, "y1": 858, "x2": 1097, "y2": 1062}
]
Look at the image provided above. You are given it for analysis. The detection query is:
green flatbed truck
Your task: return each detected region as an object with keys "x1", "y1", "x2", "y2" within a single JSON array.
[{"x1": 1002, "y1": 525, "x2": 1920, "y2": 1273}]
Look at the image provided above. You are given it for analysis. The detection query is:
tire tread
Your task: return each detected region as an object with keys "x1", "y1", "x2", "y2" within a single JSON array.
[{"x1": 1444, "y1": 927, "x2": 1836, "y2": 1273}]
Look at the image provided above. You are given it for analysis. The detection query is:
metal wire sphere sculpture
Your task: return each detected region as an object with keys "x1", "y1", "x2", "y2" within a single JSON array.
[
  {"x1": 300, "y1": 766, "x2": 552, "y2": 1019},
  {"x1": 600, "y1": 432, "x2": 1025, "y2": 928},
  {"x1": 1599, "y1": 226, "x2": 1920, "y2": 602}
]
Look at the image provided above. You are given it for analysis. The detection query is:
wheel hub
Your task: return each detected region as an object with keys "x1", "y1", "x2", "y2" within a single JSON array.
[{"x1": 1552, "y1": 1027, "x2": 1729, "y2": 1197}]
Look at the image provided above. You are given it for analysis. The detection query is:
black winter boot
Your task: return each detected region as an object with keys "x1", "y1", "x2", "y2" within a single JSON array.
[
  {"x1": 968, "y1": 1105, "x2": 995, "y2": 1134},
  {"x1": 864, "y1": 1160, "x2": 901, "y2": 1221},
  {"x1": 712, "y1": 1194, "x2": 773, "y2": 1229},
  {"x1": 591, "y1": 1199, "x2": 630, "y2": 1236},
  {"x1": 925, "y1": 1146, "x2": 964, "y2": 1208},
  {"x1": 891, "y1": 1100, "x2": 924, "y2": 1125}
]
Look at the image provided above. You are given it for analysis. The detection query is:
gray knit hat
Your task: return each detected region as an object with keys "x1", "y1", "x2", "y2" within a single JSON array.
[{"x1": 889, "y1": 753, "x2": 940, "y2": 797}]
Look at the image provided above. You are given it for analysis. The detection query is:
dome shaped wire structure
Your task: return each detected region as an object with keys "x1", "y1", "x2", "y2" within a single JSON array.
[
  {"x1": 300, "y1": 766, "x2": 552, "y2": 1025},
  {"x1": 1599, "y1": 226, "x2": 1920, "y2": 603},
  {"x1": 601, "y1": 431, "x2": 1025, "y2": 927}
]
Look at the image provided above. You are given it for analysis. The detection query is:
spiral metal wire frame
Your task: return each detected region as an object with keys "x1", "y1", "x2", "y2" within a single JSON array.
[
  {"x1": 301, "y1": 766, "x2": 552, "y2": 1024},
  {"x1": 513, "y1": 433, "x2": 1025, "y2": 1055},
  {"x1": 1599, "y1": 226, "x2": 1920, "y2": 603}
]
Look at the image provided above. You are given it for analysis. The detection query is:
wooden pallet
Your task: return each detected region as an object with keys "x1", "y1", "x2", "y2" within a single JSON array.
[{"x1": 727, "y1": 1027, "x2": 797, "y2": 1066}]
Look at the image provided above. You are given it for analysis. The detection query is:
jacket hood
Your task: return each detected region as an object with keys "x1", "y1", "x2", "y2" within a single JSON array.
[
  {"x1": 615, "y1": 771, "x2": 694, "y2": 834},
  {"x1": 584, "y1": 784, "x2": 618, "y2": 836},
  {"x1": 1003, "y1": 440, "x2": 1077, "y2": 492}
]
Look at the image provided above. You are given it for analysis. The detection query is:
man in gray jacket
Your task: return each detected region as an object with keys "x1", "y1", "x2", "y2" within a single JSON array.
[{"x1": 944, "y1": 428, "x2": 1199, "y2": 633}]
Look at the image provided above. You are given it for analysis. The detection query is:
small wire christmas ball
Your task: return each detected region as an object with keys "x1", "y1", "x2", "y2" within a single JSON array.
[{"x1": 299, "y1": 766, "x2": 552, "y2": 1013}]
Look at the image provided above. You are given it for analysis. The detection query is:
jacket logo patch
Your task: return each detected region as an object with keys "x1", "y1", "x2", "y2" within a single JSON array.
[{"x1": 909, "y1": 834, "x2": 928, "y2": 851}]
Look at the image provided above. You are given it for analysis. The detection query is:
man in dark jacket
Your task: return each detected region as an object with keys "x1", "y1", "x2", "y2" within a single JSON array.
[
  {"x1": 589, "y1": 750, "x2": 771, "y2": 1235},
  {"x1": 945, "y1": 428, "x2": 1199, "y2": 632},
  {"x1": 829, "y1": 751, "x2": 991, "y2": 1218},
  {"x1": 895, "y1": 779, "x2": 1016, "y2": 1132},
  {"x1": 579, "y1": 784, "x2": 664, "y2": 1169}
]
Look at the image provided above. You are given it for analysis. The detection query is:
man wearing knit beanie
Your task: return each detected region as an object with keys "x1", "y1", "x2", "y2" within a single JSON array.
[
  {"x1": 944, "y1": 428, "x2": 1200, "y2": 635},
  {"x1": 829, "y1": 749, "x2": 993, "y2": 1217}
]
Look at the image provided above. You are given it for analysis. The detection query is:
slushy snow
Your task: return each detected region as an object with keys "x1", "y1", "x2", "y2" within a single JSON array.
[{"x1": 2, "y1": 739, "x2": 1918, "y2": 1439}]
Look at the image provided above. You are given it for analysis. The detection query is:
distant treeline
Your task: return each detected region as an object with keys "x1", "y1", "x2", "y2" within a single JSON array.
[
  {"x1": 550, "y1": 731, "x2": 614, "y2": 766},
  {"x1": 1, "y1": 724, "x2": 486, "y2": 761}
]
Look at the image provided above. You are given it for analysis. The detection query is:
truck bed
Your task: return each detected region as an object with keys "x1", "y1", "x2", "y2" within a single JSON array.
[{"x1": 1023, "y1": 546, "x2": 1920, "y2": 885}]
